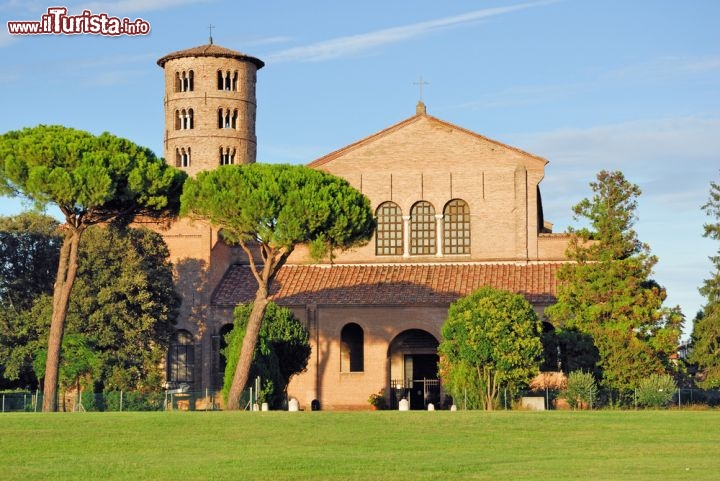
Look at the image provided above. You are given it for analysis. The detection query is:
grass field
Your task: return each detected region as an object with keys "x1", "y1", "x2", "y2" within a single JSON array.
[{"x1": 1, "y1": 410, "x2": 718, "y2": 480}]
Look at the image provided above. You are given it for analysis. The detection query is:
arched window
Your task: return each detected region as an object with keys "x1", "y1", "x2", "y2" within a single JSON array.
[
  {"x1": 340, "y1": 323, "x2": 364, "y2": 372},
  {"x1": 174, "y1": 72, "x2": 181, "y2": 93},
  {"x1": 220, "y1": 147, "x2": 236, "y2": 165},
  {"x1": 217, "y1": 70, "x2": 223, "y2": 90},
  {"x1": 176, "y1": 147, "x2": 191, "y2": 168},
  {"x1": 188, "y1": 108, "x2": 194, "y2": 129},
  {"x1": 188, "y1": 70, "x2": 194, "y2": 91},
  {"x1": 410, "y1": 201, "x2": 436, "y2": 255},
  {"x1": 224, "y1": 71, "x2": 231, "y2": 91},
  {"x1": 232, "y1": 71, "x2": 239, "y2": 91},
  {"x1": 443, "y1": 199, "x2": 470, "y2": 255},
  {"x1": 168, "y1": 330, "x2": 194, "y2": 384},
  {"x1": 174, "y1": 110, "x2": 181, "y2": 130},
  {"x1": 375, "y1": 202, "x2": 403, "y2": 255}
]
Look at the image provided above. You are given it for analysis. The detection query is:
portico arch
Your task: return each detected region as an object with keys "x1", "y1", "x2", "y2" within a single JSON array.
[{"x1": 387, "y1": 329, "x2": 440, "y2": 409}]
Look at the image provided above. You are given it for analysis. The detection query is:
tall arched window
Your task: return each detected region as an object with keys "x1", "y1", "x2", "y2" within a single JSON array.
[
  {"x1": 340, "y1": 323, "x2": 364, "y2": 372},
  {"x1": 168, "y1": 330, "x2": 194, "y2": 384},
  {"x1": 410, "y1": 201, "x2": 436, "y2": 255},
  {"x1": 176, "y1": 147, "x2": 190, "y2": 168},
  {"x1": 375, "y1": 202, "x2": 403, "y2": 255},
  {"x1": 443, "y1": 199, "x2": 471, "y2": 255}
]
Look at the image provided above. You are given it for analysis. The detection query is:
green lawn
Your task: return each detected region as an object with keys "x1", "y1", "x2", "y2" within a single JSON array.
[{"x1": 1, "y1": 410, "x2": 718, "y2": 480}]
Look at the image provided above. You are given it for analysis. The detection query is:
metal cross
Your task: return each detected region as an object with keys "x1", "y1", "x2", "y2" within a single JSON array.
[
  {"x1": 209, "y1": 24, "x2": 215, "y2": 44},
  {"x1": 413, "y1": 76, "x2": 429, "y2": 101}
]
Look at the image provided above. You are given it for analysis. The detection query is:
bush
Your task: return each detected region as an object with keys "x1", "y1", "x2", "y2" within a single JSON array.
[
  {"x1": 636, "y1": 373, "x2": 676, "y2": 408},
  {"x1": 562, "y1": 371, "x2": 598, "y2": 409}
]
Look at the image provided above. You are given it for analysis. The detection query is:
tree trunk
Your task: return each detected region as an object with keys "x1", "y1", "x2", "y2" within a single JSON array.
[
  {"x1": 42, "y1": 229, "x2": 82, "y2": 412},
  {"x1": 225, "y1": 288, "x2": 270, "y2": 410}
]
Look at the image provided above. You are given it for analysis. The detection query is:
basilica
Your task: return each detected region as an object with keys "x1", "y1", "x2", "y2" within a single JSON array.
[{"x1": 156, "y1": 42, "x2": 570, "y2": 410}]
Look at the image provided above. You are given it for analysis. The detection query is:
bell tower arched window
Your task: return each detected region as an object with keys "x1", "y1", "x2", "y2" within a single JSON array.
[
  {"x1": 218, "y1": 109, "x2": 238, "y2": 129},
  {"x1": 220, "y1": 147, "x2": 236, "y2": 165},
  {"x1": 176, "y1": 147, "x2": 191, "y2": 168}
]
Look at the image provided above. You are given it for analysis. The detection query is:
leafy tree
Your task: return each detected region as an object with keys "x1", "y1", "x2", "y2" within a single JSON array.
[
  {"x1": 438, "y1": 287, "x2": 543, "y2": 410},
  {"x1": 546, "y1": 171, "x2": 683, "y2": 395},
  {"x1": 0, "y1": 213, "x2": 60, "y2": 389},
  {"x1": 222, "y1": 302, "x2": 310, "y2": 409},
  {"x1": 0, "y1": 125, "x2": 185, "y2": 411},
  {"x1": 0, "y1": 223, "x2": 178, "y2": 394},
  {"x1": 33, "y1": 333, "x2": 101, "y2": 402},
  {"x1": 689, "y1": 175, "x2": 720, "y2": 388},
  {"x1": 0, "y1": 213, "x2": 60, "y2": 310},
  {"x1": 181, "y1": 163, "x2": 374, "y2": 409}
]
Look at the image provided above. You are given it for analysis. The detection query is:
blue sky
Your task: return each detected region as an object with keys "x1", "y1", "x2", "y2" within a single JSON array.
[{"x1": 1, "y1": 0, "x2": 718, "y2": 337}]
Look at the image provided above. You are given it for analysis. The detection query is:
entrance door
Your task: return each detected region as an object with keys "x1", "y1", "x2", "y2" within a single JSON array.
[{"x1": 406, "y1": 354, "x2": 439, "y2": 410}]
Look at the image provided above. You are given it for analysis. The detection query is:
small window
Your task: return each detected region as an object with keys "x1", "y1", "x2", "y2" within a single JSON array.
[
  {"x1": 341, "y1": 323, "x2": 364, "y2": 372},
  {"x1": 174, "y1": 72, "x2": 181, "y2": 93},
  {"x1": 220, "y1": 147, "x2": 236, "y2": 165},
  {"x1": 176, "y1": 147, "x2": 191, "y2": 168},
  {"x1": 443, "y1": 199, "x2": 470, "y2": 255},
  {"x1": 375, "y1": 202, "x2": 403, "y2": 255},
  {"x1": 410, "y1": 201, "x2": 436, "y2": 255},
  {"x1": 217, "y1": 70, "x2": 223, "y2": 90}
]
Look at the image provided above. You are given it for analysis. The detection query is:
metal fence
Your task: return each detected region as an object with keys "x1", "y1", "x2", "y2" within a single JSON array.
[{"x1": 0, "y1": 388, "x2": 251, "y2": 412}]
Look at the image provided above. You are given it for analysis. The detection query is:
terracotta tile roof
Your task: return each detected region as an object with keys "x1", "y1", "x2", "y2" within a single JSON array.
[
  {"x1": 157, "y1": 43, "x2": 264, "y2": 69},
  {"x1": 212, "y1": 263, "x2": 562, "y2": 307},
  {"x1": 307, "y1": 113, "x2": 548, "y2": 169}
]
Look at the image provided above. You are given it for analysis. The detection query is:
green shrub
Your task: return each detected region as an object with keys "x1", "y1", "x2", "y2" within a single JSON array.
[
  {"x1": 636, "y1": 373, "x2": 676, "y2": 408},
  {"x1": 562, "y1": 371, "x2": 598, "y2": 409}
]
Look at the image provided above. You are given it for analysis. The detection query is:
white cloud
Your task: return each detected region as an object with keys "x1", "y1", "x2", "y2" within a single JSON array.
[
  {"x1": 605, "y1": 55, "x2": 720, "y2": 82},
  {"x1": 267, "y1": 0, "x2": 559, "y2": 64}
]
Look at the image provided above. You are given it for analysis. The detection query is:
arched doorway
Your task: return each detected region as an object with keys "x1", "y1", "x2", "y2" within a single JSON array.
[{"x1": 387, "y1": 329, "x2": 440, "y2": 410}]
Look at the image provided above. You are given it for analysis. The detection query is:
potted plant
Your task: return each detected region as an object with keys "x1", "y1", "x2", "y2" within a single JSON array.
[{"x1": 368, "y1": 389, "x2": 387, "y2": 410}]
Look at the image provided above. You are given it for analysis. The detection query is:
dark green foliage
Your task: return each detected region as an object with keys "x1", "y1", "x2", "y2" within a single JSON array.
[
  {"x1": 181, "y1": 163, "x2": 373, "y2": 409},
  {"x1": 636, "y1": 373, "x2": 676, "y2": 408},
  {"x1": 689, "y1": 175, "x2": 720, "y2": 388},
  {"x1": 180, "y1": 163, "x2": 375, "y2": 256},
  {"x1": 0, "y1": 221, "x2": 178, "y2": 393},
  {"x1": 562, "y1": 371, "x2": 598, "y2": 409},
  {"x1": 1, "y1": 125, "x2": 186, "y2": 410},
  {"x1": 0, "y1": 125, "x2": 185, "y2": 220},
  {"x1": 222, "y1": 302, "x2": 310, "y2": 409},
  {"x1": 66, "y1": 225, "x2": 179, "y2": 392},
  {"x1": 0, "y1": 213, "x2": 60, "y2": 309},
  {"x1": 541, "y1": 328, "x2": 600, "y2": 376},
  {"x1": 439, "y1": 287, "x2": 543, "y2": 410},
  {"x1": 546, "y1": 171, "x2": 683, "y2": 392}
]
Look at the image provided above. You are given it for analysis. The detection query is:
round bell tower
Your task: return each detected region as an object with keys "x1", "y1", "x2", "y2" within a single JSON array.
[{"x1": 157, "y1": 42, "x2": 264, "y2": 176}]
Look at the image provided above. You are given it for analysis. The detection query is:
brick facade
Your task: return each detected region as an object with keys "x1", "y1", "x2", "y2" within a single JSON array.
[{"x1": 155, "y1": 44, "x2": 571, "y2": 410}]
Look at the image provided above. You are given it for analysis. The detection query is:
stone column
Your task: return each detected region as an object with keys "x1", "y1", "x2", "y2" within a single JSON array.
[
  {"x1": 403, "y1": 215, "x2": 411, "y2": 257},
  {"x1": 435, "y1": 214, "x2": 444, "y2": 257}
]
